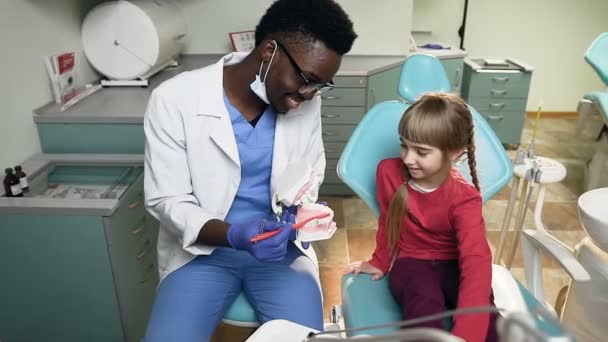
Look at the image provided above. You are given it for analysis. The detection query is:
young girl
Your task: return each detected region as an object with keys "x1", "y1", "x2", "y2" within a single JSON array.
[{"x1": 345, "y1": 93, "x2": 497, "y2": 342}]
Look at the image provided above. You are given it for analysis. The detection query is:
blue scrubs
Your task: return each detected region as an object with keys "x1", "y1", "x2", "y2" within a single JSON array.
[{"x1": 144, "y1": 93, "x2": 323, "y2": 341}]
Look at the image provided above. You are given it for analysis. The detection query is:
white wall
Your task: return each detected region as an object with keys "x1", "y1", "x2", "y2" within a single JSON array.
[
  {"x1": 178, "y1": 0, "x2": 413, "y2": 55},
  {"x1": 413, "y1": 0, "x2": 608, "y2": 111},
  {"x1": 412, "y1": 0, "x2": 463, "y2": 48},
  {"x1": 0, "y1": 0, "x2": 100, "y2": 169},
  {"x1": 1, "y1": 0, "x2": 605, "y2": 168}
]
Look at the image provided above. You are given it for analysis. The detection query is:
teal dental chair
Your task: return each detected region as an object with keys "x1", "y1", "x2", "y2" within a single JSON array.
[
  {"x1": 577, "y1": 32, "x2": 608, "y2": 190},
  {"x1": 398, "y1": 53, "x2": 451, "y2": 103},
  {"x1": 335, "y1": 54, "x2": 570, "y2": 338}
]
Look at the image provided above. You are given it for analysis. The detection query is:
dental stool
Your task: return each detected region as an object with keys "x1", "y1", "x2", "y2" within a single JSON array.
[
  {"x1": 576, "y1": 32, "x2": 608, "y2": 190},
  {"x1": 222, "y1": 293, "x2": 260, "y2": 328}
]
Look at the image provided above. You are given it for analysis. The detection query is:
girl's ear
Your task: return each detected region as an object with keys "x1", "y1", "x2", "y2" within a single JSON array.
[{"x1": 448, "y1": 148, "x2": 467, "y2": 162}]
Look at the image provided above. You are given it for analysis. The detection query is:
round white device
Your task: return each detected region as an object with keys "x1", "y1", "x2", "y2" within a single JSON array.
[{"x1": 82, "y1": 0, "x2": 188, "y2": 81}]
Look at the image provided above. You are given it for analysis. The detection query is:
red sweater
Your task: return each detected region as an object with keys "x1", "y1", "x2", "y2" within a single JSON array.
[{"x1": 369, "y1": 158, "x2": 493, "y2": 342}]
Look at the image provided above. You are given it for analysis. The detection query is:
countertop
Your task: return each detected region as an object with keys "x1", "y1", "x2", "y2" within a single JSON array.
[{"x1": 33, "y1": 50, "x2": 467, "y2": 124}]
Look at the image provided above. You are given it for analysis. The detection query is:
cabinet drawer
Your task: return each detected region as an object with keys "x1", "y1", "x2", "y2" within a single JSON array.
[
  {"x1": 324, "y1": 141, "x2": 346, "y2": 159},
  {"x1": 320, "y1": 106, "x2": 366, "y2": 125},
  {"x1": 467, "y1": 72, "x2": 531, "y2": 98},
  {"x1": 320, "y1": 88, "x2": 367, "y2": 107},
  {"x1": 319, "y1": 183, "x2": 353, "y2": 195},
  {"x1": 324, "y1": 159, "x2": 341, "y2": 184},
  {"x1": 468, "y1": 97, "x2": 527, "y2": 114},
  {"x1": 108, "y1": 192, "x2": 146, "y2": 245},
  {"x1": 333, "y1": 75, "x2": 367, "y2": 88},
  {"x1": 321, "y1": 124, "x2": 356, "y2": 142},
  {"x1": 479, "y1": 110, "x2": 525, "y2": 145}
]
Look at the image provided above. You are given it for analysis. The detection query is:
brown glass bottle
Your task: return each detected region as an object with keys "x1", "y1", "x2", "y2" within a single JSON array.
[
  {"x1": 14, "y1": 165, "x2": 29, "y2": 191},
  {"x1": 3, "y1": 168, "x2": 23, "y2": 197}
]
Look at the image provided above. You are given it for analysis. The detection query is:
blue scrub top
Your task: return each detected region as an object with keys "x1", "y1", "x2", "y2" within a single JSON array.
[{"x1": 223, "y1": 92, "x2": 276, "y2": 225}]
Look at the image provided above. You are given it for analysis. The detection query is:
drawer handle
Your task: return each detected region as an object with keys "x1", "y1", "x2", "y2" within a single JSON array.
[
  {"x1": 128, "y1": 200, "x2": 140, "y2": 209},
  {"x1": 322, "y1": 132, "x2": 338, "y2": 136},
  {"x1": 321, "y1": 114, "x2": 341, "y2": 118},
  {"x1": 486, "y1": 114, "x2": 504, "y2": 121},
  {"x1": 490, "y1": 89, "x2": 507, "y2": 96},
  {"x1": 492, "y1": 77, "x2": 509, "y2": 83},
  {"x1": 140, "y1": 264, "x2": 155, "y2": 284},
  {"x1": 489, "y1": 103, "x2": 505, "y2": 110},
  {"x1": 321, "y1": 96, "x2": 340, "y2": 100},
  {"x1": 131, "y1": 223, "x2": 145, "y2": 236},
  {"x1": 137, "y1": 240, "x2": 151, "y2": 260}
]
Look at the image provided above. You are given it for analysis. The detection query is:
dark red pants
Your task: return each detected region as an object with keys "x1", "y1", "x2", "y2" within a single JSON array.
[{"x1": 389, "y1": 258, "x2": 498, "y2": 342}]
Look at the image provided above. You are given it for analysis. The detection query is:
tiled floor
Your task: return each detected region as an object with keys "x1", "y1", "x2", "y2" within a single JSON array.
[
  {"x1": 314, "y1": 116, "x2": 599, "y2": 321},
  {"x1": 213, "y1": 116, "x2": 601, "y2": 340}
]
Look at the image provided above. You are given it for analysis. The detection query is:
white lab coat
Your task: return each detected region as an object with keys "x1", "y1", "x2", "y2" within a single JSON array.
[{"x1": 144, "y1": 53, "x2": 324, "y2": 282}]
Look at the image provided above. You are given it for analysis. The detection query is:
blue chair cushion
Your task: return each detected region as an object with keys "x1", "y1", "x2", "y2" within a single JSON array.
[
  {"x1": 223, "y1": 292, "x2": 259, "y2": 326},
  {"x1": 342, "y1": 273, "x2": 569, "y2": 338},
  {"x1": 583, "y1": 91, "x2": 608, "y2": 125}
]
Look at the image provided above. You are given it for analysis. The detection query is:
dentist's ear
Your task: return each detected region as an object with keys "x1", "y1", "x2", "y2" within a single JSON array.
[{"x1": 260, "y1": 39, "x2": 278, "y2": 61}]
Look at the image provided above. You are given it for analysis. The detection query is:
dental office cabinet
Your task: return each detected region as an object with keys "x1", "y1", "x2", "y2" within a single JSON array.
[
  {"x1": 31, "y1": 55, "x2": 400, "y2": 195},
  {"x1": 0, "y1": 154, "x2": 158, "y2": 342},
  {"x1": 462, "y1": 58, "x2": 534, "y2": 147}
]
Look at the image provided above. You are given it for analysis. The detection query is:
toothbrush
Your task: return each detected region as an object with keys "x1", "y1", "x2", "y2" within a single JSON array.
[{"x1": 250, "y1": 212, "x2": 331, "y2": 243}]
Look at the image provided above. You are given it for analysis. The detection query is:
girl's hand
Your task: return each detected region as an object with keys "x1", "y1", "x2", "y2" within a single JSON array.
[{"x1": 343, "y1": 261, "x2": 385, "y2": 280}]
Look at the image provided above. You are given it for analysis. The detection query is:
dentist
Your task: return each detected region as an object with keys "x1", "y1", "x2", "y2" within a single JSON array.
[{"x1": 143, "y1": 0, "x2": 357, "y2": 340}]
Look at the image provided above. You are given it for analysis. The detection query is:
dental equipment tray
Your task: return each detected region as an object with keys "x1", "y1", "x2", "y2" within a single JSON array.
[
  {"x1": 0, "y1": 154, "x2": 144, "y2": 216},
  {"x1": 469, "y1": 58, "x2": 532, "y2": 72}
]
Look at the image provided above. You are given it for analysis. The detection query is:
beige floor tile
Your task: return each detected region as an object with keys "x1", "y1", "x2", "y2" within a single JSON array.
[
  {"x1": 509, "y1": 267, "x2": 571, "y2": 311},
  {"x1": 487, "y1": 229, "x2": 587, "y2": 268},
  {"x1": 346, "y1": 229, "x2": 378, "y2": 263},
  {"x1": 318, "y1": 196, "x2": 346, "y2": 229},
  {"x1": 313, "y1": 229, "x2": 348, "y2": 267},
  {"x1": 342, "y1": 196, "x2": 376, "y2": 228},
  {"x1": 483, "y1": 199, "x2": 536, "y2": 230},
  {"x1": 487, "y1": 230, "x2": 555, "y2": 268},
  {"x1": 540, "y1": 202, "x2": 583, "y2": 231},
  {"x1": 492, "y1": 184, "x2": 513, "y2": 201},
  {"x1": 319, "y1": 266, "x2": 344, "y2": 321},
  {"x1": 211, "y1": 323, "x2": 255, "y2": 342}
]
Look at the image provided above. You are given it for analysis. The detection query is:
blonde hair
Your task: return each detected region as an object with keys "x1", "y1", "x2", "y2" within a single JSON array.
[{"x1": 386, "y1": 92, "x2": 480, "y2": 250}]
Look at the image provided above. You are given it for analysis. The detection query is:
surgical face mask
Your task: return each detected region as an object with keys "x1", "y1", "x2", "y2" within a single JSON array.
[{"x1": 250, "y1": 41, "x2": 278, "y2": 104}]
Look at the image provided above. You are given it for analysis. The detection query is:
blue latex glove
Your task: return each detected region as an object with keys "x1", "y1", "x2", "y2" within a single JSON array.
[
  {"x1": 227, "y1": 218, "x2": 292, "y2": 262},
  {"x1": 281, "y1": 206, "x2": 299, "y2": 242}
]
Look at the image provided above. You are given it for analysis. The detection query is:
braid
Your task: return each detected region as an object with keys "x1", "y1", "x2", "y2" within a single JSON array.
[{"x1": 467, "y1": 128, "x2": 480, "y2": 191}]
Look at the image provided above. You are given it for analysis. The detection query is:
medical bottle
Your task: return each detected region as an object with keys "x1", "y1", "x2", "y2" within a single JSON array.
[
  {"x1": 14, "y1": 165, "x2": 29, "y2": 191},
  {"x1": 3, "y1": 168, "x2": 23, "y2": 197}
]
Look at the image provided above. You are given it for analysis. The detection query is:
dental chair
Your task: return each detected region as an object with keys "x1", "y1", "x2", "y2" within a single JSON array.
[
  {"x1": 576, "y1": 32, "x2": 608, "y2": 190},
  {"x1": 398, "y1": 54, "x2": 451, "y2": 103},
  {"x1": 335, "y1": 54, "x2": 569, "y2": 339},
  {"x1": 521, "y1": 187, "x2": 606, "y2": 342}
]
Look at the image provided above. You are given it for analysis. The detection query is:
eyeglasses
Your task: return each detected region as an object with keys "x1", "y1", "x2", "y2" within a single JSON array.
[{"x1": 275, "y1": 41, "x2": 334, "y2": 95}]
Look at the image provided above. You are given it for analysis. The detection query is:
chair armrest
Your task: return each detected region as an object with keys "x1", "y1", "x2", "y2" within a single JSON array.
[
  {"x1": 341, "y1": 273, "x2": 401, "y2": 336},
  {"x1": 522, "y1": 229, "x2": 590, "y2": 283}
]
